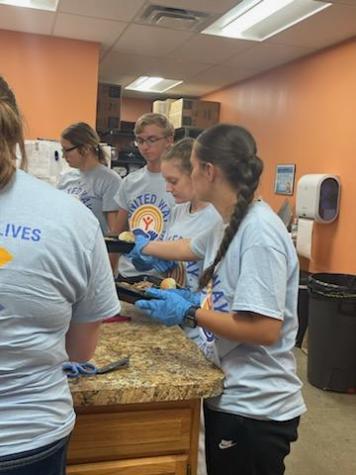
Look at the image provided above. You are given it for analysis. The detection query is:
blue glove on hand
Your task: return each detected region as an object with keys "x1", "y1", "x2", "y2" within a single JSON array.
[
  {"x1": 127, "y1": 235, "x2": 177, "y2": 273},
  {"x1": 165, "y1": 289, "x2": 201, "y2": 306},
  {"x1": 135, "y1": 288, "x2": 192, "y2": 326},
  {"x1": 127, "y1": 234, "x2": 154, "y2": 271},
  {"x1": 151, "y1": 259, "x2": 177, "y2": 273}
]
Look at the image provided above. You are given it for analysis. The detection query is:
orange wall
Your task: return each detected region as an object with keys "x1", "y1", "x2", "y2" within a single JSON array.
[
  {"x1": 121, "y1": 97, "x2": 153, "y2": 122},
  {"x1": 0, "y1": 29, "x2": 99, "y2": 140},
  {"x1": 204, "y1": 38, "x2": 356, "y2": 274}
]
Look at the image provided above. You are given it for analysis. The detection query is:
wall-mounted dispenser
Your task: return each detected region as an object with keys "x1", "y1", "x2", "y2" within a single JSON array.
[
  {"x1": 295, "y1": 174, "x2": 340, "y2": 258},
  {"x1": 296, "y1": 174, "x2": 340, "y2": 223}
]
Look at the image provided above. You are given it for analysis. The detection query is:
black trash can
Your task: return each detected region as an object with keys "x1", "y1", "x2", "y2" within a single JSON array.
[
  {"x1": 295, "y1": 271, "x2": 310, "y2": 348},
  {"x1": 307, "y1": 273, "x2": 356, "y2": 392}
]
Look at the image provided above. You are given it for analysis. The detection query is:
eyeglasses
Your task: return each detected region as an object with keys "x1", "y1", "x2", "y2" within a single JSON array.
[
  {"x1": 134, "y1": 136, "x2": 167, "y2": 147},
  {"x1": 62, "y1": 145, "x2": 79, "y2": 155}
]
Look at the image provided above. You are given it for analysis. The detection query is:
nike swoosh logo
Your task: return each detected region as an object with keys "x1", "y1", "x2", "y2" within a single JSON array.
[{"x1": 219, "y1": 439, "x2": 237, "y2": 450}]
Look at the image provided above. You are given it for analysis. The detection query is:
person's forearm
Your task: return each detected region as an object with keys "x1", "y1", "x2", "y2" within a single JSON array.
[
  {"x1": 66, "y1": 321, "x2": 102, "y2": 362},
  {"x1": 111, "y1": 209, "x2": 129, "y2": 235},
  {"x1": 195, "y1": 308, "x2": 282, "y2": 346},
  {"x1": 144, "y1": 238, "x2": 199, "y2": 261}
]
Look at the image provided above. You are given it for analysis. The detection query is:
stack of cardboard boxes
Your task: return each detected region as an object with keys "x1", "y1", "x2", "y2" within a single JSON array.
[
  {"x1": 152, "y1": 98, "x2": 220, "y2": 130},
  {"x1": 96, "y1": 83, "x2": 121, "y2": 132}
]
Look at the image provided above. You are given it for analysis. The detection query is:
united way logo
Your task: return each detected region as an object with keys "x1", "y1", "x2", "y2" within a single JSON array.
[
  {"x1": 0, "y1": 247, "x2": 13, "y2": 267},
  {"x1": 130, "y1": 205, "x2": 164, "y2": 240}
]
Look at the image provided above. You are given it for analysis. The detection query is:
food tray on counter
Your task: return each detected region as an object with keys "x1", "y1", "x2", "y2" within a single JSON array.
[
  {"x1": 115, "y1": 275, "x2": 179, "y2": 304},
  {"x1": 105, "y1": 237, "x2": 135, "y2": 253}
]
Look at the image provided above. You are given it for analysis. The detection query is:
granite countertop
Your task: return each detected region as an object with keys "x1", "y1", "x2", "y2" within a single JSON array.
[{"x1": 70, "y1": 303, "x2": 224, "y2": 407}]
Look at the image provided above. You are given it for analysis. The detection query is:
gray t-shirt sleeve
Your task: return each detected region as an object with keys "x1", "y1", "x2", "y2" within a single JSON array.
[
  {"x1": 190, "y1": 228, "x2": 210, "y2": 259},
  {"x1": 102, "y1": 173, "x2": 122, "y2": 212},
  {"x1": 113, "y1": 178, "x2": 129, "y2": 211},
  {"x1": 232, "y1": 245, "x2": 287, "y2": 320},
  {"x1": 72, "y1": 228, "x2": 121, "y2": 323}
]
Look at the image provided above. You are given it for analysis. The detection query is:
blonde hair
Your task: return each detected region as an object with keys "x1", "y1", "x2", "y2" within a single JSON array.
[
  {"x1": 134, "y1": 113, "x2": 174, "y2": 137},
  {"x1": 0, "y1": 76, "x2": 27, "y2": 189},
  {"x1": 162, "y1": 137, "x2": 194, "y2": 175},
  {"x1": 61, "y1": 122, "x2": 107, "y2": 165}
]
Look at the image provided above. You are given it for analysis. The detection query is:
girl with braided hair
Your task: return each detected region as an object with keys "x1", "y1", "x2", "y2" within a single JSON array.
[{"x1": 129, "y1": 123, "x2": 306, "y2": 475}]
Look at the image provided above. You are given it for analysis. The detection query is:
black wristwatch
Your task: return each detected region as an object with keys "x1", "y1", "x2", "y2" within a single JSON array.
[{"x1": 183, "y1": 306, "x2": 199, "y2": 328}]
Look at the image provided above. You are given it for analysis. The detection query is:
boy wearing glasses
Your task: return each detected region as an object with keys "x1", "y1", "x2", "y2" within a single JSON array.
[{"x1": 113, "y1": 113, "x2": 175, "y2": 280}]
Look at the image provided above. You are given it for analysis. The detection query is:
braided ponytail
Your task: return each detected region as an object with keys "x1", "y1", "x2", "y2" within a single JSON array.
[
  {"x1": 0, "y1": 76, "x2": 27, "y2": 189},
  {"x1": 197, "y1": 124, "x2": 263, "y2": 289}
]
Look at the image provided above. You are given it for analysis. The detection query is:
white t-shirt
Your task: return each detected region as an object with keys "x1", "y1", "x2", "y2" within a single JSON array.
[
  {"x1": 191, "y1": 200, "x2": 306, "y2": 421},
  {"x1": 0, "y1": 170, "x2": 121, "y2": 456},
  {"x1": 114, "y1": 166, "x2": 175, "y2": 277},
  {"x1": 58, "y1": 164, "x2": 122, "y2": 234}
]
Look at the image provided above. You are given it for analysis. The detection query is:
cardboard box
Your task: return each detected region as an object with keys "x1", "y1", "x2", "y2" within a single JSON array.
[
  {"x1": 169, "y1": 99, "x2": 220, "y2": 129},
  {"x1": 96, "y1": 83, "x2": 121, "y2": 131},
  {"x1": 152, "y1": 98, "x2": 176, "y2": 118}
]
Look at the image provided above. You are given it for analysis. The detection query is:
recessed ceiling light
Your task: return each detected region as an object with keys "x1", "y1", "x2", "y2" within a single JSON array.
[
  {"x1": 125, "y1": 76, "x2": 183, "y2": 93},
  {"x1": 202, "y1": 0, "x2": 332, "y2": 42},
  {"x1": 0, "y1": 0, "x2": 58, "y2": 11}
]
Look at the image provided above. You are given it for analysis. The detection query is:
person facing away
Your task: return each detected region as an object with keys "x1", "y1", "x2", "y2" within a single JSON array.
[
  {"x1": 58, "y1": 122, "x2": 122, "y2": 236},
  {"x1": 0, "y1": 76, "x2": 120, "y2": 475},
  {"x1": 127, "y1": 123, "x2": 306, "y2": 475},
  {"x1": 112, "y1": 112, "x2": 175, "y2": 281}
]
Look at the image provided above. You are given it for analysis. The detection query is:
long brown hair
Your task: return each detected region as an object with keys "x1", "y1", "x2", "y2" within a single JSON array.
[
  {"x1": 0, "y1": 76, "x2": 27, "y2": 189},
  {"x1": 197, "y1": 124, "x2": 264, "y2": 289},
  {"x1": 61, "y1": 122, "x2": 107, "y2": 165}
]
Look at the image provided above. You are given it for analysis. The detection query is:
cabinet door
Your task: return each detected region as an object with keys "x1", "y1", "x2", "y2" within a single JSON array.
[
  {"x1": 68, "y1": 408, "x2": 191, "y2": 464},
  {"x1": 67, "y1": 454, "x2": 188, "y2": 475}
]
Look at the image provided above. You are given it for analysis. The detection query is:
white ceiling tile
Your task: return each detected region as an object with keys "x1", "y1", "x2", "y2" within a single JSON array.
[
  {"x1": 112, "y1": 23, "x2": 194, "y2": 56},
  {"x1": 169, "y1": 34, "x2": 255, "y2": 64},
  {"x1": 0, "y1": 5, "x2": 55, "y2": 35},
  {"x1": 53, "y1": 13, "x2": 127, "y2": 49},
  {"x1": 58, "y1": 0, "x2": 145, "y2": 21},
  {"x1": 225, "y1": 43, "x2": 314, "y2": 73},
  {"x1": 168, "y1": 82, "x2": 216, "y2": 97},
  {"x1": 147, "y1": 0, "x2": 241, "y2": 15},
  {"x1": 267, "y1": 3, "x2": 356, "y2": 48},
  {"x1": 189, "y1": 64, "x2": 257, "y2": 87},
  {"x1": 100, "y1": 51, "x2": 210, "y2": 83}
]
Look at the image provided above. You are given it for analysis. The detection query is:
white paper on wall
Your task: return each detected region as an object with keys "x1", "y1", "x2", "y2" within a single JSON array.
[
  {"x1": 296, "y1": 218, "x2": 314, "y2": 259},
  {"x1": 24, "y1": 140, "x2": 70, "y2": 186}
]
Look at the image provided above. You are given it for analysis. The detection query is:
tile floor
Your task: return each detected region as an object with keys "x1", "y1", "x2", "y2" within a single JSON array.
[{"x1": 285, "y1": 349, "x2": 356, "y2": 475}]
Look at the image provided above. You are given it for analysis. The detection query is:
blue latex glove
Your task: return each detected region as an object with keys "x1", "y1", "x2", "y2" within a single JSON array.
[
  {"x1": 165, "y1": 288, "x2": 201, "y2": 306},
  {"x1": 135, "y1": 288, "x2": 192, "y2": 326},
  {"x1": 127, "y1": 234, "x2": 177, "y2": 273},
  {"x1": 127, "y1": 234, "x2": 154, "y2": 271}
]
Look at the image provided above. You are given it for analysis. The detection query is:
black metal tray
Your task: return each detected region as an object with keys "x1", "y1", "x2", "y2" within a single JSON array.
[
  {"x1": 115, "y1": 282, "x2": 155, "y2": 304},
  {"x1": 104, "y1": 237, "x2": 134, "y2": 253}
]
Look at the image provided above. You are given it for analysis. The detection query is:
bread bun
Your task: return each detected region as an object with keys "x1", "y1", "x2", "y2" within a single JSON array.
[
  {"x1": 119, "y1": 231, "x2": 135, "y2": 243},
  {"x1": 160, "y1": 277, "x2": 177, "y2": 289}
]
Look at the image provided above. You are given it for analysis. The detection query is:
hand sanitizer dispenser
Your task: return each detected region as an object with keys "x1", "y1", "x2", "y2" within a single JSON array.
[{"x1": 296, "y1": 174, "x2": 340, "y2": 224}]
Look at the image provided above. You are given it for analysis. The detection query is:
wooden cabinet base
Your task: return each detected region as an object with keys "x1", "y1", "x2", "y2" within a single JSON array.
[
  {"x1": 67, "y1": 455, "x2": 188, "y2": 475},
  {"x1": 67, "y1": 400, "x2": 200, "y2": 475}
]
